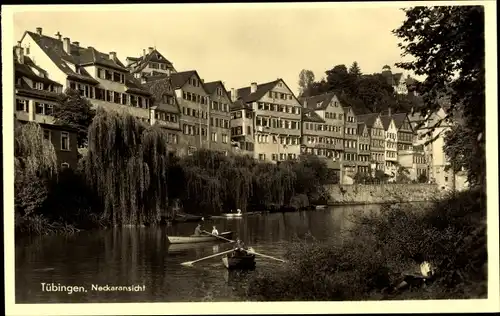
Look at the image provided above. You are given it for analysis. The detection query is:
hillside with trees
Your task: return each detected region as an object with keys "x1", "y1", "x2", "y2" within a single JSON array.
[{"x1": 297, "y1": 62, "x2": 423, "y2": 115}]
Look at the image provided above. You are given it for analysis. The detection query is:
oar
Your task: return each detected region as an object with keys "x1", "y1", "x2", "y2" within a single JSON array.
[
  {"x1": 181, "y1": 249, "x2": 234, "y2": 267},
  {"x1": 202, "y1": 230, "x2": 235, "y2": 243},
  {"x1": 246, "y1": 249, "x2": 286, "y2": 263}
]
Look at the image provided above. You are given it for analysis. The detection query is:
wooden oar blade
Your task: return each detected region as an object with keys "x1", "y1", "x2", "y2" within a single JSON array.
[
  {"x1": 180, "y1": 248, "x2": 234, "y2": 266},
  {"x1": 180, "y1": 261, "x2": 194, "y2": 267}
]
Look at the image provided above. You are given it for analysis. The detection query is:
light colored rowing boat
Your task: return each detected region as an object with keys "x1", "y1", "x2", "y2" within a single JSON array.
[
  {"x1": 167, "y1": 231, "x2": 233, "y2": 244},
  {"x1": 222, "y1": 213, "x2": 243, "y2": 218}
]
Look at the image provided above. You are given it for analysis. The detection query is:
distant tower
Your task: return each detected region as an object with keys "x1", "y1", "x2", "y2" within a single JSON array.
[{"x1": 382, "y1": 65, "x2": 392, "y2": 73}]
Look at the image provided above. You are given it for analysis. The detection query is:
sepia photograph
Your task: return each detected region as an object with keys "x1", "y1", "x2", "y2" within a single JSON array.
[{"x1": 2, "y1": 1, "x2": 498, "y2": 315}]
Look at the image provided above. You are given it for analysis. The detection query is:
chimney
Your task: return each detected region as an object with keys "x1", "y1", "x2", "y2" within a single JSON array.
[
  {"x1": 231, "y1": 88, "x2": 237, "y2": 102},
  {"x1": 15, "y1": 41, "x2": 24, "y2": 64},
  {"x1": 73, "y1": 41, "x2": 80, "y2": 48},
  {"x1": 109, "y1": 51, "x2": 116, "y2": 60},
  {"x1": 55, "y1": 31, "x2": 62, "y2": 41},
  {"x1": 250, "y1": 82, "x2": 257, "y2": 93},
  {"x1": 36, "y1": 27, "x2": 42, "y2": 35},
  {"x1": 148, "y1": 47, "x2": 154, "y2": 54},
  {"x1": 63, "y1": 37, "x2": 71, "y2": 54}
]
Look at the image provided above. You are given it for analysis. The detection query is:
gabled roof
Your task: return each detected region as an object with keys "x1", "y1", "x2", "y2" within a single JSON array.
[
  {"x1": 357, "y1": 123, "x2": 368, "y2": 136},
  {"x1": 14, "y1": 55, "x2": 62, "y2": 87},
  {"x1": 236, "y1": 79, "x2": 281, "y2": 103},
  {"x1": 169, "y1": 70, "x2": 206, "y2": 92},
  {"x1": 391, "y1": 113, "x2": 409, "y2": 129},
  {"x1": 300, "y1": 92, "x2": 339, "y2": 111},
  {"x1": 203, "y1": 80, "x2": 232, "y2": 100},
  {"x1": 141, "y1": 77, "x2": 179, "y2": 113},
  {"x1": 302, "y1": 108, "x2": 325, "y2": 123},
  {"x1": 356, "y1": 113, "x2": 380, "y2": 128},
  {"x1": 23, "y1": 31, "x2": 149, "y2": 96},
  {"x1": 379, "y1": 115, "x2": 393, "y2": 130},
  {"x1": 127, "y1": 48, "x2": 175, "y2": 73}
]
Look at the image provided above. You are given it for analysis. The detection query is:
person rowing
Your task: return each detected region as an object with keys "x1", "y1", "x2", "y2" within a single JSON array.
[
  {"x1": 211, "y1": 226, "x2": 219, "y2": 236},
  {"x1": 194, "y1": 223, "x2": 202, "y2": 236},
  {"x1": 236, "y1": 209, "x2": 242, "y2": 215}
]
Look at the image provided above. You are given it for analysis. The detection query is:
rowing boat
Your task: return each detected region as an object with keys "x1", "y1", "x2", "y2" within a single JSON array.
[
  {"x1": 222, "y1": 213, "x2": 243, "y2": 218},
  {"x1": 167, "y1": 231, "x2": 233, "y2": 244},
  {"x1": 222, "y1": 247, "x2": 256, "y2": 270}
]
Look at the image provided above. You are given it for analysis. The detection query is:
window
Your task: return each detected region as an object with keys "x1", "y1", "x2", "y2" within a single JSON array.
[
  {"x1": 35, "y1": 102, "x2": 44, "y2": 114},
  {"x1": 211, "y1": 132, "x2": 217, "y2": 142},
  {"x1": 43, "y1": 129, "x2": 51, "y2": 141},
  {"x1": 16, "y1": 99, "x2": 28, "y2": 112},
  {"x1": 35, "y1": 82, "x2": 43, "y2": 90},
  {"x1": 222, "y1": 134, "x2": 229, "y2": 144},
  {"x1": 61, "y1": 132, "x2": 70, "y2": 151}
]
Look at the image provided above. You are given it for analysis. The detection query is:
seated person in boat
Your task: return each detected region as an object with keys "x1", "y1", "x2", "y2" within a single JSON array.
[
  {"x1": 194, "y1": 224, "x2": 202, "y2": 236},
  {"x1": 236, "y1": 209, "x2": 242, "y2": 215},
  {"x1": 211, "y1": 226, "x2": 219, "y2": 235},
  {"x1": 232, "y1": 239, "x2": 248, "y2": 256}
]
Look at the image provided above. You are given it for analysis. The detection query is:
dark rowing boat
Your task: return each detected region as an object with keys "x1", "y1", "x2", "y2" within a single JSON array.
[{"x1": 222, "y1": 247, "x2": 256, "y2": 270}]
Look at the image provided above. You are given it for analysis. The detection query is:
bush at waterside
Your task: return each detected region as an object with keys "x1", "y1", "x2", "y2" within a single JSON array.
[{"x1": 246, "y1": 188, "x2": 487, "y2": 300}]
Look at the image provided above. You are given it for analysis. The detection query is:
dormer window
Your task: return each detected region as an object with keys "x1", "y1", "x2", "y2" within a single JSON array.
[
  {"x1": 35, "y1": 82, "x2": 43, "y2": 90},
  {"x1": 217, "y1": 88, "x2": 223, "y2": 96},
  {"x1": 316, "y1": 102, "x2": 322, "y2": 108}
]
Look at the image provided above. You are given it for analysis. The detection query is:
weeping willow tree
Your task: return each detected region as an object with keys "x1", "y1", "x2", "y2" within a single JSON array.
[
  {"x1": 14, "y1": 122, "x2": 58, "y2": 218},
  {"x1": 250, "y1": 162, "x2": 296, "y2": 209},
  {"x1": 85, "y1": 109, "x2": 170, "y2": 226}
]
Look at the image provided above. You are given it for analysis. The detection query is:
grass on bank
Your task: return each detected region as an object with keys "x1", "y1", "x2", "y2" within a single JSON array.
[{"x1": 246, "y1": 188, "x2": 487, "y2": 300}]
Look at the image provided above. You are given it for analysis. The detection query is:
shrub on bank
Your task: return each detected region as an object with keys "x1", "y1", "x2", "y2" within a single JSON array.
[{"x1": 246, "y1": 188, "x2": 487, "y2": 300}]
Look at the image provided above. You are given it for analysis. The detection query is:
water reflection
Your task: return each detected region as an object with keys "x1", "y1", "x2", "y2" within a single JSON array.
[{"x1": 16, "y1": 204, "x2": 394, "y2": 303}]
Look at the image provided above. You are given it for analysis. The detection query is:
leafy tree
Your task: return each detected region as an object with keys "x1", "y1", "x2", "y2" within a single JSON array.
[
  {"x1": 298, "y1": 69, "x2": 315, "y2": 96},
  {"x1": 14, "y1": 122, "x2": 58, "y2": 217},
  {"x1": 395, "y1": 165, "x2": 411, "y2": 184},
  {"x1": 348, "y1": 61, "x2": 362, "y2": 77},
  {"x1": 393, "y1": 6, "x2": 485, "y2": 187},
  {"x1": 54, "y1": 88, "x2": 96, "y2": 148},
  {"x1": 417, "y1": 172, "x2": 428, "y2": 184}
]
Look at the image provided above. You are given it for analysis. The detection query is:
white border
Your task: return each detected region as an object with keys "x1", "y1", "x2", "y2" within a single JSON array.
[{"x1": 3, "y1": 2, "x2": 499, "y2": 315}]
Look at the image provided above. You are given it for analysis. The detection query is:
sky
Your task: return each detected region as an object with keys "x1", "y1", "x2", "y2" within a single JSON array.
[{"x1": 12, "y1": 4, "x2": 410, "y2": 95}]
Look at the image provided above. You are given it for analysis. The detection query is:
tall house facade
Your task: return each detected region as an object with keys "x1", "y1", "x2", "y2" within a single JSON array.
[
  {"x1": 14, "y1": 44, "x2": 78, "y2": 169},
  {"x1": 393, "y1": 113, "x2": 416, "y2": 176},
  {"x1": 229, "y1": 99, "x2": 254, "y2": 156},
  {"x1": 141, "y1": 77, "x2": 182, "y2": 154},
  {"x1": 357, "y1": 113, "x2": 385, "y2": 171},
  {"x1": 204, "y1": 81, "x2": 232, "y2": 155},
  {"x1": 126, "y1": 47, "x2": 177, "y2": 78},
  {"x1": 234, "y1": 79, "x2": 302, "y2": 162},
  {"x1": 301, "y1": 93, "x2": 345, "y2": 163},
  {"x1": 356, "y1": 123, "x2": 371, "y2": 174},
  {"x1": 409, "y1": 107, "x2": 466, "y2": 189},
  {"x1": 19, "y1": 27, "x2": 152, "y2": 123},
  {"x1": 380, "y1": 115, "x2": 398, "y2": 177},
  {"x1": 343, "y1": 106, "x2": 358, "y2": 177},
  {"x1": 169, "y1": 70, "x2": 211, "y2": 156}
]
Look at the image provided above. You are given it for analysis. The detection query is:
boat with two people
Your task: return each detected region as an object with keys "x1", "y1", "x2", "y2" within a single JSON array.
[{"x1": 167, "y1": 224, "x2": 233, "y2": 244}]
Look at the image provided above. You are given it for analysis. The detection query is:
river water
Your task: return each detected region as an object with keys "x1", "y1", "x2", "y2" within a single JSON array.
[{"x1": 15, "y1": 204, "x2": 384, "y2": 303}]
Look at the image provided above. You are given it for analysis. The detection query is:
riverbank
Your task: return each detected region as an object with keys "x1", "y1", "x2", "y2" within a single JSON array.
[
  {"x1": 246, "y1": 188, "x2": 487, "y2": 300},
  {"x1": 326, "y1": 183, "x2": 443, "y2": 205}
]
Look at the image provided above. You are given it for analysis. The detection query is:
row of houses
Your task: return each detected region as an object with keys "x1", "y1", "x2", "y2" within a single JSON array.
[{"x1": 12, "y1": 27, "x2": 465, "y2": 190}]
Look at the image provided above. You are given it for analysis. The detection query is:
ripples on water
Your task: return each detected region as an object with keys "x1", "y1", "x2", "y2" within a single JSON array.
[{"x1": 15, "y1": 205, "x2": 386, "y2": 303}]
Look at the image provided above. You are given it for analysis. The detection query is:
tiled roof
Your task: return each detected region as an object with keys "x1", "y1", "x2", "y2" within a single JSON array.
[
  {"x1": 300, "y1": 92, "x2": 338, "y2": 111},
  {"x1": 302, "y1": 108, "x2": 325, "y2": 123},
  {"x1": 14, "y1": 57, "x2": 62, "y2": 87},
  {"x1": 141, "y1": 77, "x2": 179, "y2": 113},
  {"x1": 379, "y1": 115, "x2": 392, "y2": 130},
  {"x1": 169, "y1": 70, "x2": 197, "y2": 89},
  {"x1": 357, "y1": 123, "x2": 367, "y2": 135},
  {"x1": 25, "y1": 31, "x2": 148, "y2": 95},
  {"x1": 230, "y1": 100, "x2": 252, "y2": 111},
  {"x1": 204, "y1": 80, "x2": 232, "y2": 100},
  {"x1": 236, "y1": 79, "x2": 280, "y2": 103},
  {"x1": 356, "y1": 113, "x2": 380, "y2": 128},
  {"x1": 127, "y1": 48, "x2": 174, "y2": 73},
  {"x1": 391, "y1": 113, "x2": 408, "y2": 128},
  {"x1": 16, "y1": 86, "x2": 60, "y2": 101}
]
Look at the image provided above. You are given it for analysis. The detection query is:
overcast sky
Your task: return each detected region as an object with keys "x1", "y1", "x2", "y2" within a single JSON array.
[{"x1": 12, "y1": 4, "x2": 410, "y2": 94}]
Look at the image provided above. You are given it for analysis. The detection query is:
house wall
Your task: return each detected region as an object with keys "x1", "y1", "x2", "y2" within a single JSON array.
[{"x1": 21, "y1": 34, "x2": 68, "y2": 86}]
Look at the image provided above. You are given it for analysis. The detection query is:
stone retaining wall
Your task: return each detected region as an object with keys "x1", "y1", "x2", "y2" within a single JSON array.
[{"x1": 325, "y1": 184, "x2": 443, "y2": 205}]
